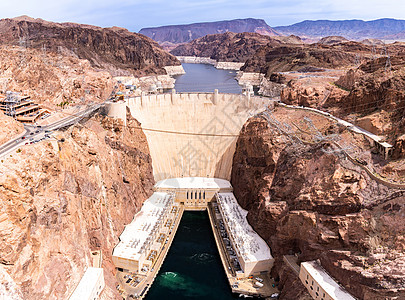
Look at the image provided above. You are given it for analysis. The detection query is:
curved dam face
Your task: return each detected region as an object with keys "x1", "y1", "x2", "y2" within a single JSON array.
[{"x1": 127, "y1": 92, "x2": 272, "y2": 181}]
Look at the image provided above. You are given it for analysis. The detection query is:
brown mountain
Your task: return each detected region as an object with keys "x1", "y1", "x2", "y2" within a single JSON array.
[
  {"x1": 241, "y1": 41, "x2": 374, "y2": 76},
  {"x1": 170, "y1": 32, "x2": 288, "y2": 62},
  {"x1": 0, "y1": 16, "x2": 180, "y2": 76},
  {"x1": 318, "y1": 36, "x2": 349, "y2": 45},
  {"x1": 139, "y1": 18, "x2": 281, "y2": 45}
]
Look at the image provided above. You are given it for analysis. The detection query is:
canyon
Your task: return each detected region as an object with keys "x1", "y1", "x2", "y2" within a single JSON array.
[{"x1": 0, "y1": 15, "x2": 405, "y2": 300}]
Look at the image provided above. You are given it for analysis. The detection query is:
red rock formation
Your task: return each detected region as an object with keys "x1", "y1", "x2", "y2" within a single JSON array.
[
  {"x1": 0, "y1": 16, "x2": 180, "y2": 76},
  {"x1": 0, "y1": 112, "x2": 24, "y2": 145},
  {"x1": 241, "y1": 43, "x2": 365, "y2": 76},
  {"x1": 0, "y1": 45, "x2": 115, "y2": 108},
  {"x1": 231, "y1": 115, "x2": 405, "y2": 299},
  {"x1": 171, "y1": 32, "x2": 284, "y2": 62},
  {"x1": 0, "y1": 112, "x2": 154, "y2": 299}
]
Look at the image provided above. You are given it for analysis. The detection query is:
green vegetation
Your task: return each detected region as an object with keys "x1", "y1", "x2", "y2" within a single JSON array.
[
  {"x1": 331, "y1": 81, "x2": 351, "y2": 92},
  {"x1": 16, "y1": 148, "x2": 21, "y2": 153},
  {"x1": 57, "y1": 100, "x2": 71, "y2": 108}
]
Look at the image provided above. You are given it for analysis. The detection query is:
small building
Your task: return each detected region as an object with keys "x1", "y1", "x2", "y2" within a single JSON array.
[
  {"x1": 69, "y1": 267, "x2": 105, "y2": 300},
  {"x1": 242, "y1": 83, "x2": 254, "y2": 97},
  {"x1": 216, "y1": 192, "x2": 274, "y2": 277},
  {"x1": 154, "y1": 177, "x2": 233, "y2": 210},
  {"x1": 374, "y1": 140, "x2": 393, "y2": 160},
  {"x1": 148, "y1": 84, "x2": 158, "y2": 95},
  {"x1": 0, "y1": 91, "x2": 50, "y2": 123},
  {"x1": 299, "y1": 260, "x2": 355, "y2": 300}
]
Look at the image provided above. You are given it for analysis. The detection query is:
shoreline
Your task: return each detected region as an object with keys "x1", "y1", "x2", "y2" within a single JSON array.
[{"x1": 176, "y1": 56, "x2": 245, "y2": 71}]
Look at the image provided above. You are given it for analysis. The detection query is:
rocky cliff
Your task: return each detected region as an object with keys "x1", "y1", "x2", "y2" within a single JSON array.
[
  {"x1": 0, "y1": 45, "x2": 115, "y2": 108},
  {"x1": 240, "y1": 42, "x2": 367, "y2": 76},
  {"x1": 0, "y1": 16, "x2": 180, "y2": 76},
  {"x1": 171, "y1": 32, "x2": 282, "y2": 62},
  {"x1": 0, "y1": 112, "x2": 154, "y2": 299},
  {"x1": 139, "y1": 18, "x2": 280, "y2": 45},
  {"x1": 231, "y1": 111, "x2": 405, "y2": 300},
  {"x1": 0, "y1": 112, "x2": 24, "y2": 145}
]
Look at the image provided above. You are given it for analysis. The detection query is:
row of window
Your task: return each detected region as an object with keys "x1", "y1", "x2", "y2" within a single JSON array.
[
  {"x1": 305, "y1": 274, "x2": 327, "y2": 300},
  {"x1": 186, "y1": 191, "x2": 206, "y2": 200}
]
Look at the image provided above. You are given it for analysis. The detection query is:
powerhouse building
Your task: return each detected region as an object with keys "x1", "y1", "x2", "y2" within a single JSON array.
[
  {"x1": 112, "y1": 192, "x2": 176, "y2": 273},
  {"x1": 216, "y1": 192, "x2": 274, "y2": 276},
  {"x1": 154, "y1": 177, "x2": 233, "y2": 209},
  {"x1": 113, "y1": 177, "x2": 274, "y2": 280}
]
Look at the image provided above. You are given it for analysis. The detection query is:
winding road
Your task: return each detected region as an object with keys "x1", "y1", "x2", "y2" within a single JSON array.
[{"x1": 0, "y1": 103, "x2": 102, "y2": 159}]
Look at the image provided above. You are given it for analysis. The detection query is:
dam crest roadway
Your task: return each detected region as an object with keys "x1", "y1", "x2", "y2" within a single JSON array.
[{"x1": 108, "y1": 90, "x2": 277, "y2": 299}]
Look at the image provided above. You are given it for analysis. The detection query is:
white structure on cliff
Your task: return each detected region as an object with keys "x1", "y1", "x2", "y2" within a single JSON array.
[
  {"x1": 299, "y1": 260, "x2": 356, "y2": 300},
  {"x1": 112, "y1": 192, "x2": 176, "y2": 273},
  {"x1": 69, "y1": 267, "x2": 105, "y2": 300},
  {"x1": 216, "y1": 192, "x2": 273, "y2": 276},
  {"x1": 155, "y1": 177, "x2": 233, "y2": 210}
]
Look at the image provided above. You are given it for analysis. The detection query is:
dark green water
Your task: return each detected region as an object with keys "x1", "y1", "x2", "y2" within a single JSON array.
[
  {"x1": 144, "y1": 211, "x2": 236, "y2": 300},
  {"x1": 174, "y1": 63, "x2": 242, "y2": 94}
]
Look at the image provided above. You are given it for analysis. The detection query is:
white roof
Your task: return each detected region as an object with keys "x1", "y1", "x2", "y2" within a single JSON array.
[
  {"x1": 217, "y1": 192, "x2": 272, "y2": 263},
  {"x1": 155, "y1": 177, "x2": 232, "y2": 190},
  {"x1": 301, "y1": 261, "x2": 356, "y2": 300},
  {"x1": 113, "y1": 192, "x2": 173, "y2": 261},
  {"x1": 69, "y1": 267, "x2": 103, "y2": 300}
]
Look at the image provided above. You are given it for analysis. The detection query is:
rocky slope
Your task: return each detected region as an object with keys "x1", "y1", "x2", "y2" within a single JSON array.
[
  {"x1": 171, "y1": 32, "x2": 284, "y2": 62},
  {"x1": 240, "y1": 42, "x2": 366, "y2": 76},
  {"x1": 231, "y1": 112, "x2": 405, "y2": 300},
  {"x1": 0, "y1": 45, "x2": 115, "y2": 108},
  {"x1": 334, "y1": 55, "x2": 405, "y2": 139},
  {"x1": 139, "y1": 18, "x2": 280, "y2": 45},
  {"x1": 0, "y1": 112, "x2": 24, "y2": 145},
  {"x1": 0, "y1": 112, "x2": 154, "y2": 299},
  {"x1": 0, "y1": 16, "x2": 180, "y2": 76},
  {"x1": 274, "y1": 18, "x2": 405, "y2": 40}
]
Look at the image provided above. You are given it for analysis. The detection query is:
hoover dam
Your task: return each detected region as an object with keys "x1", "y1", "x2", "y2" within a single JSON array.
[
  {"x1": 127, "y1": 91, "x2": 272, "y2": 181},
  {"x1": 107, "y1": 64, "x2": 278, "y2": 299}
]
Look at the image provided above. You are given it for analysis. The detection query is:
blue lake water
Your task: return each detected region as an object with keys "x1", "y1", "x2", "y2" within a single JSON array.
[{"x1": 174, "y1": 63, "x2": 242, "y2": 94}]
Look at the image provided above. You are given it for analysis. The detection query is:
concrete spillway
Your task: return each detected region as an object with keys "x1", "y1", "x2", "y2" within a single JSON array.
[{"x1": 127, "y1": 92, "x2": 272, "y2": 181}]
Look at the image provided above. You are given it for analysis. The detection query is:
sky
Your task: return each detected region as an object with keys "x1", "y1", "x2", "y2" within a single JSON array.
[{"x1": 0, "y1": 0, "x2": 404, "y2": 32}]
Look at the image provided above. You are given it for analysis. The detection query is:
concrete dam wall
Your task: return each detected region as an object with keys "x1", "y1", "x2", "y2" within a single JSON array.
[{"x1": 127, "y1": 92, "x2": 272, "y2": 181}]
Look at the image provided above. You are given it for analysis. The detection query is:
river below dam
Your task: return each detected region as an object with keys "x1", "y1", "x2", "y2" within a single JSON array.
[
  {"x1": 144, "y1": 211, "x2": 235, "y2": 300},
  {"x1": 145, "y1": 63, "x2": 240, "y2": 299}
]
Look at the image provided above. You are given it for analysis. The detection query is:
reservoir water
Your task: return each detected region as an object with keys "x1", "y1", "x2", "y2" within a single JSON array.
[
  {"x1": 144, "y1": 211, "x2": 235, "y2": 300},
  {"x1": 145, "y1": 64, "x2": 239, "y2": 300},
  {"x1": 174, "y1": 63, "x2": 242, "y2": 94}
]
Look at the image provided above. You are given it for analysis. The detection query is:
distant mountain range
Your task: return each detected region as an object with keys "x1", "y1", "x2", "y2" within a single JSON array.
[
  {"x1": 140, "y1": 18, "x2": 405, "y2": 47},
  {"x1": 274, "y1": 18, "x2": 405, "y2": 40},
  {"x1": 139, "y1": 18, "x2": 280, "y2": 45}
]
